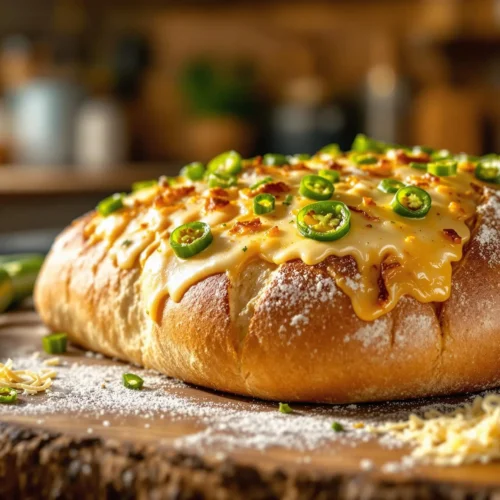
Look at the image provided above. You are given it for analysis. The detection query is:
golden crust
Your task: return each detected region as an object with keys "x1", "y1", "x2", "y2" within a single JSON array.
[
  {"x1": 439, "y1": 190, "x2": 500, "y2": 393},
  {"x1": 34, "y1": 192, "x2": 500, "y2": 404}
]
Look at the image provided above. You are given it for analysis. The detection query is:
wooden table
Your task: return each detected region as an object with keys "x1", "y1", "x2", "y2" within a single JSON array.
[{"x1": 1, "y1": 310, "x2": 500, "y2": 499}]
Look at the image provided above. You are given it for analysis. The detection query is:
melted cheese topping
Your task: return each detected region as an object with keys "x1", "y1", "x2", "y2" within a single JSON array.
[
  {"x1": 85, "y1": 152, "x2": 481, "y2": 322},
  {"x1": 0, "y1": 358, "x2": 56, "y2": 394},
  {"x1": 370, "y1": 394, "x2": 500, "y2": 466}
]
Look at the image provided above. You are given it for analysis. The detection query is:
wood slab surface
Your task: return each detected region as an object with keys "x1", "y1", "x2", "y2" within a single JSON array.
[{"x1": 1, "y1": 310, "x2": 500, "y2": 499}]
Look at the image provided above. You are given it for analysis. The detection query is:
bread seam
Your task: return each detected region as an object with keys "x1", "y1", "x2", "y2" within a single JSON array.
[{"x1": 230, "y1": 263, "x2": 281, "y2": 392}]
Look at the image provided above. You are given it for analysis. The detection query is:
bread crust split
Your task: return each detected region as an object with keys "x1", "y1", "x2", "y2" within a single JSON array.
[{"x1": 34, "y1": 189, "x2": 500, "y2": 404}]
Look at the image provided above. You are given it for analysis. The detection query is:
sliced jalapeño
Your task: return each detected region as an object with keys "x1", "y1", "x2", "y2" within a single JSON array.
[
  {"x1": 297, "y1": 201, "x2": 351, "y2": 242},
  {"x1": 378, "y1": 178, "x2": 405, "y2": 194},
  {"x1": 207, "y1": 150, "x2": 242, "y2": 176},
  {"x1": 299, "y1": 175, "x2": 334, "y2": 201},
  {"x1": 391, "y1": 186, "x2": 431, "y2": 218},
  {"x1": 475, "y1": 158, "x2": 500, "y2": 184},
  {"x1": 253, "y1": 193, "x2": 276, "y2": 215},
  {"x1": 170, "y1": 221, "x2": 213, "y2": 259}
]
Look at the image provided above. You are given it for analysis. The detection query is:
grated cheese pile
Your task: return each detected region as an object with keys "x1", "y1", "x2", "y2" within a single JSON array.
[
  {"x1": 0, "y1": 358, "x2": 57, "y2": 395},
  {"x1": 371, "y1": 394, "x2": 500, "y2": 466}
]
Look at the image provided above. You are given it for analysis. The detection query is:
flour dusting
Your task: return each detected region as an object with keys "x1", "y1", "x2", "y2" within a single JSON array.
[
  {"x1": 344, "y1": 317, "x2": 390, "y2": 350},
  {"x1": 0, "y1": 351, "x2": 367, "y2": 453},
  {"x1": 476, "y1": 189, "x2": 500, "y2": 266},
  {"x1": 2, "y1": 349, "x2": 497, "y2": 471},
  {"x1": 260, "y1": 266, "x2": 338, "y2": 339}
]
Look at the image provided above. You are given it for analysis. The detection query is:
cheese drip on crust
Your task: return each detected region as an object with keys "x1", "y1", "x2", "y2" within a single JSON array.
[{"x1": 83, "y1": 150, "x2": 483, "y2": 322}]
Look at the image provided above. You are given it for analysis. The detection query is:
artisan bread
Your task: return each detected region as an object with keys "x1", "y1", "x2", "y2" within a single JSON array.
[{"x1": 35, "y1": 140, "x2": 500, "y2": 403}]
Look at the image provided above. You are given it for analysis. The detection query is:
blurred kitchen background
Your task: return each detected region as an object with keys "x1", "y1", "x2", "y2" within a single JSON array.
[{"x1": 1, "y1": 0, "x2": 500, "y2": 254}]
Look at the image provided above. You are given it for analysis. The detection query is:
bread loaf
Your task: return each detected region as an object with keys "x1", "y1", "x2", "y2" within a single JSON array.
[{"x1": 35, "y1": 141, "x2": 500, "y2": 403}]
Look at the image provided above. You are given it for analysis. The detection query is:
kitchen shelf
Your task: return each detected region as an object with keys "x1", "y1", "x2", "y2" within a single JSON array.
[{"x1": 0, "y1": 164, "x2": 180, "y2": 196}]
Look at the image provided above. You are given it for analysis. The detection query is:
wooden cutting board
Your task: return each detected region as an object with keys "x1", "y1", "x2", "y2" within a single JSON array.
[{"x1": 1, "y1": 309, "x2": 500, "y2": 499}]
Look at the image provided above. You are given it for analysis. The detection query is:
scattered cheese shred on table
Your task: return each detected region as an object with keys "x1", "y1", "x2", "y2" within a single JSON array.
[
  {"x1": 43, "y1": 357, "x2": 60, "y2": 367},
  {"x1": 0, "y1": 358, "x2": 56, "y2": 395},
  {"x1": 371, "y1": 394, "x2": 500, "y2": 466}
]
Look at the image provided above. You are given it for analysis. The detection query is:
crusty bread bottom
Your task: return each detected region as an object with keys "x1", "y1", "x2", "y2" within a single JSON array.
[{"x1": 35, "y1": 192, "x2": 500, "y2": 403}]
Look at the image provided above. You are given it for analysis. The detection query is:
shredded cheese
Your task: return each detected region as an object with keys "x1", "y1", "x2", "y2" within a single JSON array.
[
  {"x1": 371, "y1": 394, "x2": 500, "y2": 466},
  {"x1": 0, "y1": 358, "x2": 56, "y2": 395},
  {"x1": 43, "y1": 357, "x2": 60, "y2": 367}
]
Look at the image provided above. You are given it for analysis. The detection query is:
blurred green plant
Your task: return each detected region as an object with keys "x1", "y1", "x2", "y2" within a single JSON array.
[
  {"x1": 0, "y1": 254, "x2": 45, "y2": 313},
  {"x1": 179, "y1": 58, "x2": 256, "y2": 119}
]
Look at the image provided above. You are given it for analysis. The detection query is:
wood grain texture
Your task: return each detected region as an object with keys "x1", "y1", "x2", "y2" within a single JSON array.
[
  {"x1": 2, "y1": 311, "x2": 500, "y2": 499},
  {"x1": 2, "y1": 421, "x2": 500, "y2": 500}
]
